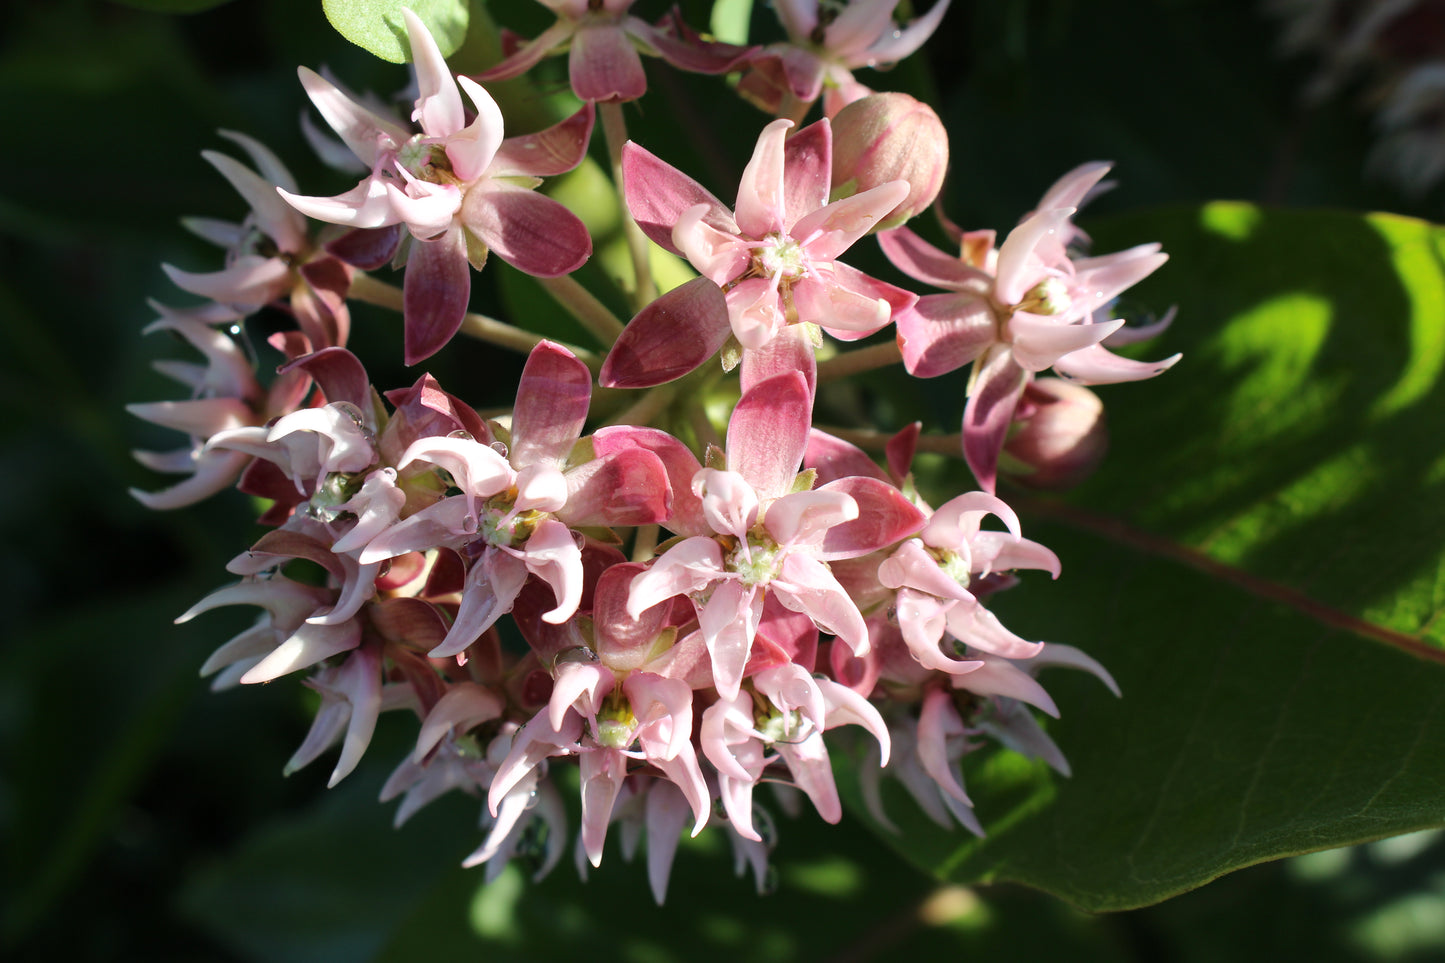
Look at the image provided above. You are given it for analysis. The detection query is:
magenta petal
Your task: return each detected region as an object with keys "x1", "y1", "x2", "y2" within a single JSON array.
[
  {"x1": 511, "y1": 341, "x2": 591, "y2": 469},
  {"x1": 490, "y1": 104, "x2": 596, "y2": 177},
  {"x1": 735, "y1": 119, "x2": 791, "y2": 239},
  {"x1": 622, "y1": 142, "x2": 736, "y2": 254},
  {"x1": 593, "y1": 563, "x2": 670, "y2": 667},
  {"x1": 560, "y1": 447, "x2": 670, "y2": 528},
  {"x1": 962, "y1": 350, "x2": 1029, "y2": 494},
  {"x1": 326, "y1": 224, "x2": 403, "y2": 270},
  {"x1": 631, "y1": 14, "x2": 752, "y2": 74},
  {"x1": 591, "y1": 425, "x2": 705, "y2": 535},
  {"x1": 471, "y1": 20, "x2": 577, "y2": 83},
  {"x1": 739, "y1": 322, "x2": 817, "y2": 401},
  {"x1": 279, "y1": 347, "x2": 371, "y2": 412},
  {"x1": 896, "y1": 292, "x2": 995, "y2": 378},
  {"x1": 781, "y1": 118, "x2": 832, "y2": 231},
  {"x1": 805, "y1": 429, "x2": 889, "y2": 484},
  {"x1": 727, "y1": 371, "x2": 811, "y2": 504},
  {"x1": 403, "y1": 224, "x2": 470, "y2": 365},
  {"x1": 814, "y1": 476, "x2": 926, "y2": 560},
  {"x1": 460, "y1": 184, "x2": 591, "y2": 278},
  {"x1": 877, "y1": 226, "x2": 991, "y2": 291},
  {"x1": 599, "y1": 277, "x2": 731, "y2": 388},
  {"x1": 570, "y1": 22, "x2": 648, "y2": 102}
]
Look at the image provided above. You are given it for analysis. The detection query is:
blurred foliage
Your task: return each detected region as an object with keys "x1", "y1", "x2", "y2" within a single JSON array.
[{"x1": 5, "y1": 0, "x2": 1445, "y2": 960}]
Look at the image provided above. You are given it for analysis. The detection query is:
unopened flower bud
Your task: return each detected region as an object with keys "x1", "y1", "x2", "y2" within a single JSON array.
[
  {"x1": 830, "y1": 93, "x2": 949, "y2": 231},
  {"x1": 1001, "y1": 379, "x2": 1107, "y2": 490}
]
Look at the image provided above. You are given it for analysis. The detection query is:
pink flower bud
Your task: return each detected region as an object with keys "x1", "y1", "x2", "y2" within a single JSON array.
[
  {"x1": 1001, "y1": 379, "x2": 1108, "y2": 490},
  {"x1": 830, "y1": 93, "x2": 949, "y2": 231}
]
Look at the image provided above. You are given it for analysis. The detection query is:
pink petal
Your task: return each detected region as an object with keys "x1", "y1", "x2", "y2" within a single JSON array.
[
  {"x1": 510, "y1": 341, "x2": 590, "y2": 469},
  {"x1": 918, "y1": 686, "x2": 970, "y2": 806},
  {"x1": 490, "y1": 103, "x2": 595, "y2": 177},
  {"x1": 432, "y1": 551, "x2": 529, "y2": 657},
  {"x1": 592, "y1": 563, "x2": 669, "y2": 667},
  {"x1": 622, "y1": 142, "x2": 736, "y2": 255},
  {"x1": 951, "y1": 656, "x2": 1057, "y2": 716},
  {"x1": 570, "y1": 22, "x2": 647, "y2": 102},
  {"x1": 1052, "y1": 343, "x2": 1182, "y2": 385},
  {"x1": 739, "y1": 322, "x2": 817, "y2": 402},
  {"x1": 826, "y1": 0, "x2": 903, "y2": 57},
  {"x1": 727, "y1": 371, "x2": 811, "y2": 503},
  {"x1": 817, "y1": 677, "x2": 890, "y2": 763},
  {"x1": 944, "y1": 599, "x2": 1045, "y2": 662},
  {"x1": 813, "y1": 476, "x2": 926, "y2": 560},
  {"x1": 1035, "y1": 161, "x2": 1113, "y2": 212},
  {"x1": 240, "y1": 619, "x2": 361, "y2": 684},
  {"x1": 561, "y1": 447, "x2": 670, "y2": 528},
  {"x1": 793, "y1": 180, "x2": 910, "y2": 261},
  {"x1": 325, "y1": 224, "x2": 404, "y2": 270},
  {"x1": 403, "y1": 224, "x2": 471, "y2": 365},
  {"x1": 521, "y1": 518, "x2": 585, "y2": 624},
  {"x1": 279, "y1": 177, "x2": 396, "y2": 229},
  {"x1": 895, "y1": 292, "x2": 996, "y2": 377},
  {"x1": 1010, "y1": 315, "x2": 1123, "y2": 372},
  {"x1": 734, "y1": 119, "x2": 792, "y2": 239},
  {"x1": 771, "y1": 553, "x2": 868, "y2": 654},
  {"x1": 591, "y1": 425, "x2": 705, "y2": 535},
  {"x1": 1032, "y1": 642, "x2": 1121, "y2": 696},
  {"x1": 460, "y1": 183, "x2": 591, "y2": 277},
  {"x1": 862, "y1": 0, "x2": 952, "y2": 63},
  {"x1": 763, "y1": 488, "x2": 858, "y2": 549},
  {"x1": 877, "y1": 225, "x2": 992, "y2": 291},
  {"x1": 279, "y1": 346, "x2": 371, "y2": 412},
  {"x1": 775, "y1": 733, "x2": 841, "y2": 822},
  {"x1": 805, "y1": 429, "x2": 888, "y2": 485},
  {"x1": 580, "y1": 749, "x2": 628, "y2": 866},
  {"x1": 700, "y1": 580, "x2": 762, "y2": 700},
  {"x1": 471, "y1": 20, "x2": 578, "y2": 83},
  {"x1": 793, "y1": 264, "x2": 899, "y2": 340},
  {"x1": 628, "y1": 14, "x2": 752, "y2": 75},
  {"x1": 673, "y1": 203, "x2": 752, "y2": 284},
  {"x1": 598, "y1": 277, "x2": 732, "y2": 388},
  {"x1": 201, "y1": 150, "x2": 306, "y2": 253},
  {"x1": 403, "y1": 8, "x2": 464, "y2": 136},
  {"x1": 643, "y1": 781, "x2": 692, "y2": 905},
  {"x1": 162, "y1": 257, "x2": 291, "y2": 306},
  {"x1": 627, "y1": 537, "x2": 725, "y2": 617},
  {"x1": 961, "y1": 349, "x2": 1028, "y2": 494},
  {"x1": 781, "y1": 118, "x2": 832, "y2": 231},
  {"x1": 414, "y1": 682, "x2": 504, "y2": 761},
  {"x1": 696, "y1": 468, "x2": 761, "y2": 541},
  {"x1": 995, "y1": 208, "x2": 1074, "y2": 306}
]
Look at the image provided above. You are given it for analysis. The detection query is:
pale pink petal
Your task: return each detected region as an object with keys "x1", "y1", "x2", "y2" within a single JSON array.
[
  {"x1": 414, "y1": 682, "x2": 505, "y2": 761},
  {"x1": 328, "y1": 646, "x2": 384, "y2": 787},
  {"x1": 808, "y1": 260, "x2": 916, "y2": 340},
  {"x1": 460, "y1": 182, "x2": 591, "y2": 277},
  {"x1": 520, "y1": 518, "x2": 585, "y2": 624},
  {"x1": 734, "y1": 119, "x2": 792, "y2": 239},
  {"x1": 793, "y1": 180, "x2": 910, "y2": 261},
  {"x1": 917, "y1": 686, "x2": 970, "y2": 805},
  {"x1": 643, "y1": 780, "x2": 692, "y2": 905},
  {"x1": 673, "y1": 203, "x2": 752, "y2": 284},
  {"x1": 725, "y1": 276, "x2": 785, "y2": 350},
  {"x1": 129, "y1": 397, "x2": 253, "y2": 438},
  {"x1": 727, "y1": 371, "x2": 811, "y2": 503},
  {"x1": 1035, "y1": 161, "x2": 1113, "y2": 213},
  {"x1": 201, "y1": 150, "x2": 307, "y2": 252},
  {"x1": 279, "y1": 177, "x2": 396, "y2": 229},
  {"x1": 1010, "y1": 315, "x2": 1123, "y2": 372},
  {"x1": 432, "y1": 551, "x2": 530, "y2": 657},
  {"x1": 627, "y1": 537, "x2": 725, "y2": 617},
  {"x1": 926, "y1": 490, "x2": 1021, "y2": 546},
  {"x1": 625, "y1": 672, "x2": 694, "y2": 759},
  {"x1": 995, "y1": 208, "x2": 1074, "y2": 306},
  {"x1": 861, "y1": 0, "x2": 952, "y2": 64},
  {"x1": 763, "y1": 489, "x2": 858, "y2": 549},
  {"x1": 488, "y1": 712, "x2": 582, "y2": 814},
  {"x1": 129, "y1": 448, "x2": 250, "y2": 510},
  {"x1": 695, "y1": 468, "x2": 761, "y2": 541},
  {"x1": 950, "y1": 655, "x2": 1057, "y2": 715},
  {"x1": 972, "y1": 532, "x2": 1061, "y2": 578},
  {"x1": 776, "y1": 733, "x2": 841, "y2": 822},
  {"x1": 560, "y1": 447, "x2": 670, "y2": 528},
  {"x1": 403, "y1": 8, "x2": 464, "y2": 136},
  {"x1": 817, "y1": 677, "x2": 891, "y2": 764},
  {"x1": 780, "y1": 118, "x2": 832, "y2": 231},
  {"x1": 297, "y1": 66, "x2": 410, "y2": 166},
  {"x1": 944, "y1": 598, "x2": 1045, "y2": 661},
  {"x1": 240, "y1": 619, "x2": 361, "y2": 684},
  {"x1": 1052, "y1": 343, "x2": 1181, "y2": 385},
  {"x1": 570, "y1": 21, "x2": 647, "y2": 102},
  {"x1": 700, "y1": 580, "x2": 762, "y2": 701},
  {"x1": 549, "y1": 661, "x2": 612, "y2": 731},
  {"x1": 599, "y1": 276, "x2": 733, "y2": 389},
  {"x1": 827, "y1": 0, "x2": 903, "y2": 58},
  {"x1": 771, "y1": 553, "x2": 868, "y2": 654},
  {"x1": 162, "y1": 257, "x2": 291, "y2": 307},
  {"x1": 1104, "y1": 305, "x2": 1175, "y2": 347},
  {"x1": 385, "y1": 179, "x2": 460, "y2": 239},
  {"x1": 1032, "y1": 642, "x2": 1121, "y2": 696},
  {"x1": 218, "y1": 129, "x2": 298, "y2": 193},
  {"x1": 449, "y1": 76, "x2": 506, "y2": 181}
]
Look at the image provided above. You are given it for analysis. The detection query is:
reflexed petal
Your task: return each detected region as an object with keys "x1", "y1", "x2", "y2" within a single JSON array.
[
  {"x1": 201, "y1": 150, "x2": 307, "y2": 252},
  {"x1": 877, "y1": 225, "x2": 992, "y2": 291},
  {"x1": 219, "y1": 128, "x2": 298, "y2": 193},
  {"x1": 162, "y1": 257, "x2": 291, "y2": 306},
  {"x1": 700, "y1": 580, "x2": 762, "y2": 700},
  {"x1": 727, "y1": 371, "x2": 811, "y2": 503},
  {"x1": 471, "y1": 20, "x2": 578, "y2": 83},
  {"x1": 490, "y1": 103, "x2": 595, "y2": 177},
  {"x1": 826, "y1": 0, "x2": 903, "y2": 58},
  {"x1": 772, "y1": 553, "x2": 868, "y2": 654},
  {"x1": 805, "y1": 428, "x2": 889, "y2": 485},
  {"x1": 599, "y1": 277, "x2": 732, "y2": 388},
  {"x1": 862, "y1": 0, "x2": 952, "y2": 64},
  {"x1": 775, "y1": 734, "x2": 841, "y2": 822},
  {"x1": 570, "y1": 22, "x2": 647, "y2": 102},
  {"x1": 895, "y1": 292, "x2": 995, "y2": 378},
  {"x1": 580, "y1": 749, "x2": 628, "y2": 866},
  {"x1": 241, "y1": 618, "x2": 361, "y2": 684},
  {"x1": 622, "y1": 142, "x2": 736, "y2": 254},
  {"x1": 918, "y1": 686, "x2": 970, "y2": 805},
  {"x1": 813, "y1": 476, "x2": 926, "y2": 560},
  {"x1": 414, "y1": 682, "x2": 505, "y2": 762},
  {"x1": 511, "y1": 341, "x2": 590, "y2": 469},
  {"x1": 449, "y1": 76, "x2": 506, "y2": 181},
  {"x1": 591, "y1": 425, "x2": 705, "y2": 535},
  {"x1": 995, "y1": 208, "x2": 1074, "y2": 306},
  {"x1": 1010, "y1": 315, "x2": 1123, "y2": 372},
  {"x1": 460, "y1": 183, "x2": 591, "y2": 277},
  {"x1": 944, "y1": 599, "x2": 1045, "y2": 661},
  {"x1": 279, "y1": 177, "x2": 395, "y2": 229},
  {"x1": 950, "y1": 656, "x2": 1057, "y2": 715},
  {"x1": 561, "y1": 448, "x2": 671, "y2": 528},
  {"x1": 403, "y1": 224, "x2": 471, "y2": 365},
  {"x1": 626, "y1": 536, "x2": 724, "y2": 617},
  {"x1": 433, "y1": 552, "x2": 530, "y2": 657},
  {"x1": 521, "y1": 518, "x2": 585, "y2": 625},
  {"x1": 643, "y1": 781, "x2": 692, "y2": 905},
  {"x1": 961, "y1": 348, "x2": 1028, "y2": 494},
  {"x1": 793, "y1": 180, "x2": 910, "y2": 261}
]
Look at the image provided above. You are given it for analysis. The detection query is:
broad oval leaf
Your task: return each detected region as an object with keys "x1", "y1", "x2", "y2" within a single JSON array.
[
  {"x1": 872, "y1": 203, "x2": 1445, "y2": 911},
  {"x1": 322, "y1": 0, "x2": 468, "y2": 64}
]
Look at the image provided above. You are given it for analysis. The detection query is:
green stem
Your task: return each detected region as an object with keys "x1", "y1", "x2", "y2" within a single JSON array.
[
  {"x1": 631, "y1": 524, "x2": 659, "y2": 563},
  {"x1": 598, "y1": 100, "x2": 656, "y2": 310},
  {"x1": 778, "y1": 90, "x2": 814, "y2": 127},
  {"x1": 535, "y1": 273, "x2": 627, "y2": 346},
  {"x1": 816, "y1": 340, "x2": 903, "y2": 381},
  {"x1": 347, "y1": 273, "x2": 602, "y2": 370}
]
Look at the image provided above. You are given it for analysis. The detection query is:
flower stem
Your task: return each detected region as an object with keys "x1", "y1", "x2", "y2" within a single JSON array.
[
  {"x1": 631, "y1": 524, "x2": 659, "y2": 563},
  {"x1": 814, "y1": 424, "x2": 963, "y2": 456},
  {"x1": 347, "y1": 272, "x2": 602, "y2": 370},
  {"x1": 535, "y1": 274, "x2": 626, "y2": 346},
  {"x1": 816, "y1": 340, "x2": 903, "y2": 381},
  {"x1": 598, "y1": 100, "x2": 656, "y2": 311},
  {"x1": 778, "y1": 90, "x2": 814, "y2": 127}
]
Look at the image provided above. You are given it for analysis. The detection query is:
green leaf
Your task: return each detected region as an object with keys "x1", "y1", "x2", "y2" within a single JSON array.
[
  {"x1": 321, "y1": 0, "x2": 468, "y2": 64},
  {"x1": 877, "y1": 204, "x2": 1445, "y2": 911}
]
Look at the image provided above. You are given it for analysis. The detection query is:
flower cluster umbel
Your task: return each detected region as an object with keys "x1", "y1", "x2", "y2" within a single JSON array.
[{"x1": 130, "y1": 2, "x2": 1167, "y2": 901}]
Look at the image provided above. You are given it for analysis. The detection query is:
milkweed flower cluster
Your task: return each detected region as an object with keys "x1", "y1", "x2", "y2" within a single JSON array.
[{"x1": 129, "y1": 1, "x2": 1171, "y2": 901}]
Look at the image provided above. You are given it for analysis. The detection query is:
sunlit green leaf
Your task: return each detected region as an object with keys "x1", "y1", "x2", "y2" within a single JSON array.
[{"x1": 322, "y1": 0, "x2": 468, "y2": 63}]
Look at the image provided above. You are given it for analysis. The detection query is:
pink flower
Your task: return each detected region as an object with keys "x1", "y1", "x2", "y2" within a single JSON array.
[
  {"x1": 879, "y1": 162, "x2": 1179, "y2": 491},
  {"x1": 280, "y1": 10, "x2": 594, "y2": 363},
  {"x1": 602, "y1": 117, "x2": 915, "y2": 389},
  {"x1": 473, "y1": 1, "x2": 751, "y2": 103},
  {"x1": 626, "y1": 372, "x2": 925, "y2": 698},
  {"x1": 738, "y1": 0, "x2": 952, "y2": 116}
]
